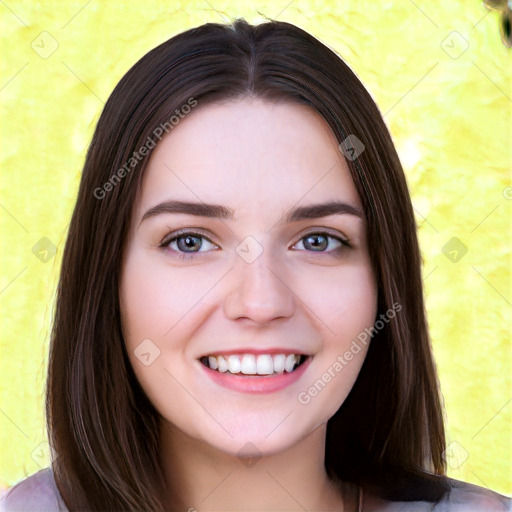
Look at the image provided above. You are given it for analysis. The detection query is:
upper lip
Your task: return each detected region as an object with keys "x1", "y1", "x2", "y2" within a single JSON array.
[{"x1": 199, "y1": 348, "x2": 311, "y2": 358}]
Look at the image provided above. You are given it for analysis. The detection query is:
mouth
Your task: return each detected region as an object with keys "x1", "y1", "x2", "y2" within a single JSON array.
[{"x1": 199, "y1": 353, "x2": 309, "y2": 377}]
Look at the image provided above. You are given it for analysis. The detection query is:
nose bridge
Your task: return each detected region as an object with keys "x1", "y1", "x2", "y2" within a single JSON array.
[{"x1": 223, "y1": 240, "x2": 295, "y2": 324}]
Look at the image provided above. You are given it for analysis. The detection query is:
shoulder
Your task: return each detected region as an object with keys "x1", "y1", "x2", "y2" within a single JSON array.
[
  {"x1": 0, "y1": 468, "x2": 68, "y2": 512},
  {"x1": 363, "y1": 477, "x2": 511, "y2": 512},
  {"x1": 441, "y1": 478, "x2": 512, "y2": 512}
]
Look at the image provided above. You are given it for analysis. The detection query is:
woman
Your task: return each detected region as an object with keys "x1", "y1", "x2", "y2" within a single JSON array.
[{"x1": 1, "y1": 18, "x2": 510, "y2": 512}]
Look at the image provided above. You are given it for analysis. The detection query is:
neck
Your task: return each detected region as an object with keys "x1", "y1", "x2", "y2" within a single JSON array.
[{"x1": 159, "y1": 421, "x2": 348, "y2": 511}]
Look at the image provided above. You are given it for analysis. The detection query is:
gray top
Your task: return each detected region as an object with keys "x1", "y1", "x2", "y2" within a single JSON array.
[
  {"x1": 1, "y1": 467, "x2": 511, "y2": 511},
  {"x1": 0, "y1": 468, "x2": 67, "y2": 512}
]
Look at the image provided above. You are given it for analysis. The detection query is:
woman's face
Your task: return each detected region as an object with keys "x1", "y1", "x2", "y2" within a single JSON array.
[{"x1": 119, "y1": 97, "x2": 378, "y2": 457}]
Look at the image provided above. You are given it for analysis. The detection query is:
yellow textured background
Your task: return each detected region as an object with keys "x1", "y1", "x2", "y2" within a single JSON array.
[{"x1": 1, "y1": 0, "x2": 511, "y2": 498}]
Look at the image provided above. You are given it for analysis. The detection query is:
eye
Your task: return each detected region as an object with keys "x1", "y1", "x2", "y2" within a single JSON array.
[
  {"x1": 292, "y1": 231, "x2": 349, "y2": 256},
  {"x1": 159, "y1": 231, "x2": 218, "y2": 260}
]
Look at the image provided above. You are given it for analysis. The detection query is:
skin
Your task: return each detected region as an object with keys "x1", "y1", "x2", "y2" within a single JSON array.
[{"x1": 119, "y1": 97, "x2": 379, "y2": 511}]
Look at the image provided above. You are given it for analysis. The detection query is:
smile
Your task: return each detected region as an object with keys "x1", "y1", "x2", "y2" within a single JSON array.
[
  {"x1": 200, "y1": 353, "x2": 307, "y2": 376},
  {"x1": 198, "y1": 351, "x2": 312, "y2": 394}
]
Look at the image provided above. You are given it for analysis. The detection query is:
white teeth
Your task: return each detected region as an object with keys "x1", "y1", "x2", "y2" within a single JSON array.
[
  {"x1": 256, "y1": 355, "x2": 274, "y2": 375},
  {"x1": 240, "y1": 354, "x2": 257, "y2": 374},
  {"x1": 273, "y1": 354, "x2": 285, "y2": 373},
  {"x1": 217, "y1": 355, "x2": 228, "y2": 372},
  {"x1": 204, "y1": 353, "x2": 303, "y2": 375},
  {"x1": 227, "y1": 355, "x2": 241, "y2": 373},
  {"x1": 284, "y1": 354, "x2": 297, "y2": 372}
]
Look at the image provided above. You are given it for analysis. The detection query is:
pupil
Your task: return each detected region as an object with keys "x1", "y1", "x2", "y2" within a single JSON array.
[
  {"x1": 179, "y1": 235, "x2": 200, "y2": 252},
  {"x1": 306, "y1": 234, "x2": 327, "y2": 251}
]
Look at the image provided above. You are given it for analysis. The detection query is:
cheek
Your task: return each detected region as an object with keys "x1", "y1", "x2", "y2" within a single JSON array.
[
  {"x1": 119, "y1": 247, "x2": 214, "y2": 346},
  {"x1": 334, "y1": 272, "x2": 377, "y2": 341},
  {"x1": 118, "y1": 248, "x2": 205, "y2": 427},
  {"x1": 295, "y1": 259, "x2": 378, "y2": 343},
  {"x1": 119, "y1": 262, "x2": 166, "y2": 345},
  {"x1": 291, "y1": 261, "x2": 377, "y2": 417}
]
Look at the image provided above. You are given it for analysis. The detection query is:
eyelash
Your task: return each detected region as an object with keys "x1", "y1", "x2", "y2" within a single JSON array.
[{"x1": 159, "y1": 229, "x2": 350, "y2": 261}]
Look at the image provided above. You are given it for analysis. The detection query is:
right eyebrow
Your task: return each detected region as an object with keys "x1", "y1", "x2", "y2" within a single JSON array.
[{"x1": 140, "y1": 200, "x2": 234, "y2": 225}]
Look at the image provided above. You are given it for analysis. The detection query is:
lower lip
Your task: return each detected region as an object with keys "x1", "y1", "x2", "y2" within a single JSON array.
[{"x1": 199, "y1": 357, "x2": 312, "y2": 394}]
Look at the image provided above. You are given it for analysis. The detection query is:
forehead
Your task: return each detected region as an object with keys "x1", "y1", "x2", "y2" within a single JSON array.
[{"x1": 136, "y1": 98, "x2": 362, "y2": 219}]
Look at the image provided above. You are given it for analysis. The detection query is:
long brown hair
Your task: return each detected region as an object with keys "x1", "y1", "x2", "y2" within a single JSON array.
[{"x1": 46, "y1": 18, "x2": 449, "y2": 510}]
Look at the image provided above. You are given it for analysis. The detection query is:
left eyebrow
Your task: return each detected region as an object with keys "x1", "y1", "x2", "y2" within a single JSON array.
[
  {"x1": 139, "y1": 199, "x2": 364, "y2": 226},
  {"x1": 283, "y1": 200, "x2": 364, "y2": 222}
]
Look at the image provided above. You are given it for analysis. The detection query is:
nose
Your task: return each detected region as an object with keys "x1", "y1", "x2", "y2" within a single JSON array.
[{"x1": 222, "y1": 249, "x2": 295, "y2": 326}]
